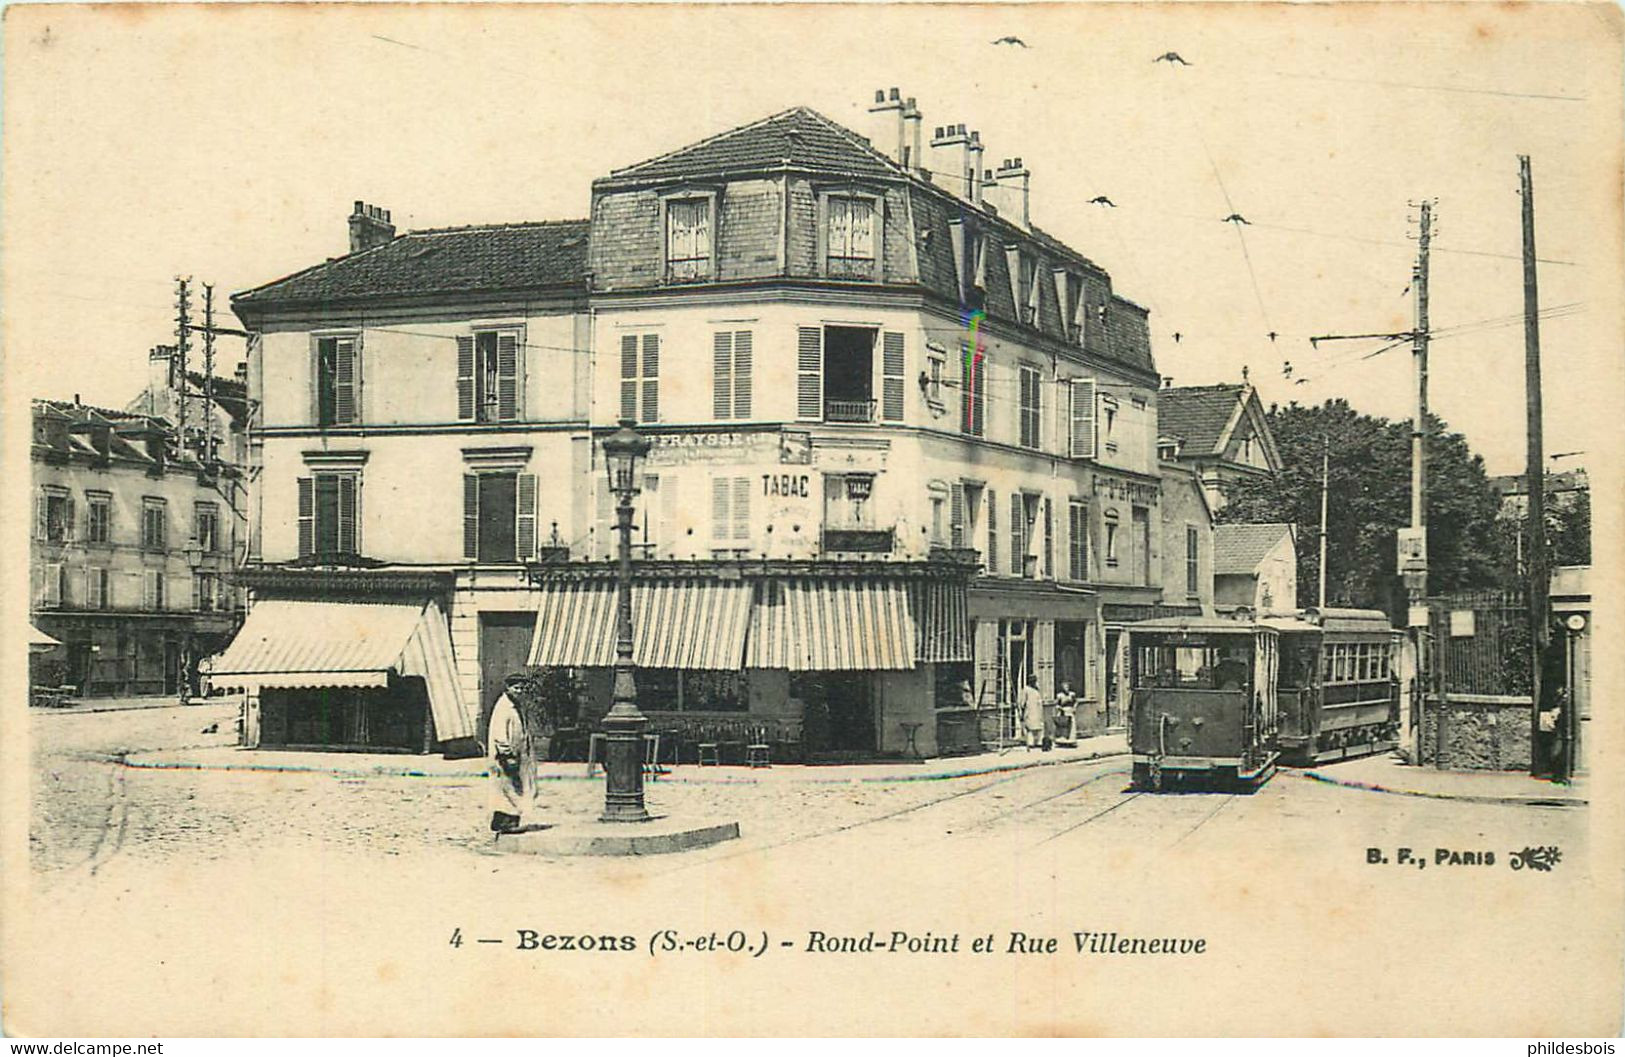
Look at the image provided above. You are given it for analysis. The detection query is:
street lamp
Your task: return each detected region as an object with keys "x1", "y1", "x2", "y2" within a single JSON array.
[{"x1": 600, "y1": 419, "x2": 653, "y2": 823}]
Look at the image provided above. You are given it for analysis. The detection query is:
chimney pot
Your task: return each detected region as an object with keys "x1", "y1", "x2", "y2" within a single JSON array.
[
  {"x1": 353, "y1": 200, "x2": 364, "y2": 214},
  {"x1": 956, "y1": 123, "x2": 966, "y2": 135},
  {"x1": 349, "y1": 200, "x2": 397, "y2": 254},
  {"x1": 1014, "y1": 156, "x2": 1023, "y2": 167},
  {"x1": 875, "y1": 89, "x2": 885, "y2": 103},
  {"x1": 984, "y1": 169, "x2": 994, "y2": 180},
  {"x1": 934, "y1": 126, "x2": 944, "y2": 138},
  {"x1": 889, "y1": 87, "x2": 900, "y2": 100},
  {"x1": 970, "y1": 130, "x2": 981, "y2": 144}
]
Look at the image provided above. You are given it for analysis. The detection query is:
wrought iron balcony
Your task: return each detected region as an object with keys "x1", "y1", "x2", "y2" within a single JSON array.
[{"x1": 824, "y1": 399, "x2": 877, "y2": 423}]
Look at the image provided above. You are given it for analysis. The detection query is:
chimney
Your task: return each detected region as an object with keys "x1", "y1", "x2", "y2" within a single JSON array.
[
  {"x1": 991, "y1": 158, "x2": 1031, "y2": 228},
  {"x1": 967, "y1": 131, "x2": 985, "y2": 204},
  {"x1": 148, "y1": 344, "x2": 176, "y2": 418},
  {"x1": 867, "y1": 87, "x2": 907, "y2": 166},
  {"x1": 929, "y1": 123, "x2": 972, "y2": 199},
  {"x1": 348, "y1": 201, "x2": 397, "y2": 254},
  {"x1": 902, "y1": 98, "x2": 923, "y2": 173}
]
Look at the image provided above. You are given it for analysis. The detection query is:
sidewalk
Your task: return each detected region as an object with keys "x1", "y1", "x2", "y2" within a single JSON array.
[
  {"x1": 125, "y1": 730, "x2": 1130, "y2": 784},
  {"x1": 1292, "y1": 752, "x2": 1587, "y2": 807},
  {"x1": 32, "y1": 693, "x2": 243, "y2": 715}
]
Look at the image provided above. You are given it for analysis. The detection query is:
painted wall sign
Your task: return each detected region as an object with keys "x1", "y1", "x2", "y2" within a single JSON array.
[
  {"x1": 762, "y1": 473, "x2": 811, "y2": 498},
  {"x1": 643, "y1": 430, "x2": 777, "y2": 466},
  {"x1": 1090, "y1": 472, "x2": 1159, "y2": 506}
]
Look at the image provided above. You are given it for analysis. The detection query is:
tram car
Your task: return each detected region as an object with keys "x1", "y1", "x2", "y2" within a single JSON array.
[
  {"x1": 1264, "y1": 608, "x2": 1402, "y2": 766},
  {"x1": 1126, "y1": 617, "x2": 1280, "y2": 792}
]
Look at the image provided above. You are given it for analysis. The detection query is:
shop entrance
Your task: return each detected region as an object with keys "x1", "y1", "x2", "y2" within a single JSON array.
[{"x1": 796, "y1": 671, "x2": 876, "y2": 755}]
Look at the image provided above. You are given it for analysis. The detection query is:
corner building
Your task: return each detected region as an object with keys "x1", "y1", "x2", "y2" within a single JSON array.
[{"x1": 220, "y1": 100, "x2": 1202, "y2": 758}]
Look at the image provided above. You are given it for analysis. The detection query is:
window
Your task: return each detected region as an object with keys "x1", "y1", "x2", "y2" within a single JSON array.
[
  {"x1": 1019, "y1": 365, "x2": 1042, "y2": 449},
  {"x1": 952, "y1": 482, "x2": 981, "y2": 552},
  {"x1": 960, "y1": 344, "x2": 986, "y2": 437},
  {"x1": 930, "y1": 492, "x2": 947, "y2": 544},
  {"x1": 712, "y1": 330, "x2": 754, "y2": 419},
  {"x1": 1006, "y1": 247, "x2": 1038, "y2": 326},
  {"x1": 1069, "y1": 379, "x2": 1097, "y2": 459},
  {"x1": 1068, "y1": 500, "x2": 1090, "y2": 581},
  {"x1": 1102, "y1": 399, "x2": 1119, "y2": 453},
  {"x1": 636, "y1": 669, "x2": 747, "y2": 713},
  {"x1": 141, "y1": 497, "x2": 167, "y2": 551},
  {"x1": 194, "y1": 573, "x2": 217, "y2": 612},
  {"x1": 314, "y1": 335, "x2": 359, "y2": 427},
  {"x1": 463, "y1": 472, "x2": 538, "y2": 564},
  {"x1": 195, "y1": 502, "x2": 220, "y2": 554},
  {"x1": 36, "y1": 562, "x2": 66, "y2": 608},
  {"x1": 1010, "y1": 493, "x2": 1038, "y2": 577},
  {"x1": 620, "y1": 333, "x2": 661, "y2": 424},
  {"x1": 824, "y1": 474, "x2": 874, "y2": 530},
  {"x1": 457, "y1": 330, "x2": 523, "y2": 423},
  {"x1": 825, "y1": 195, "x2": 877, "y2": 279},
  {"x1": 38, "y1": 487, "x2": 73, "y2": 543},
  {"x1": 925, "y1": 354, "x2": 945, "y2": 406},
  {"x1": 296, "y1": 474, "x2": 358, "y2": 558},
  {"x1": 143, "y1": 569, "x2": 166, "y2": 611},
  {"x1": 665, "y1": 198, "x2": 711, "y2": 281},
  {"x1": 87, "y1": 567, "x2": 111, "y2": 610},
  {"x1": 1104, "y1": 515, "x2": 1119, "y2": 566},
  {"x1": 85, "y1": 492, "x2": 111, "y2": 544},
  {"x1": 1186, "y1": 526, "x2": 1200, "y2": 596},
  {"x1": 711, "y1": 475, "x2": 751, "y2": 545}
]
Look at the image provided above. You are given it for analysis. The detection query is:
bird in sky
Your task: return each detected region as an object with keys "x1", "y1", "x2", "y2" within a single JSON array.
[
  {"x1": 1088, "y1": 195, "x2": 1116, "y2": 207},
  {"x1": 1282, "y1": 361, "x2": 1294, "y2": 378},
  {"x1": 1267, "y1": 331, "x2": 1279, "y2": 343},
  {"x1": 1223, "y1": 213, "x2": 1251, "y2": 225},
  {"x1": 992, "y1": 36, "x2": 1029, "y2": 47},
  {"x1": 1153, "y1": 52, "x2": 1191, "y2": 65},
  {"x1": 1172, "y1": 332, "x2": 1183, "y2": 343}
]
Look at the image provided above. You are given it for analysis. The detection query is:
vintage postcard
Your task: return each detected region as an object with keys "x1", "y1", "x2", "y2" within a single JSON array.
[{"x1": 3, "y1": 2, "x2": 1621, "y2": 1038}]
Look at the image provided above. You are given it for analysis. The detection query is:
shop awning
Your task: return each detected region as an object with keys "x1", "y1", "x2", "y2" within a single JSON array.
[
  {"x1": 910, "y1": 581, "x2": 971, "y2": 663},
  {"x1": 747, "y1": 579, "x2": 916, "y2": 671},
  {"x1": 527, "y1": 580, "x2": 752, "y2": 670},
  {"x1": 205, "y1": 600, "x2": 473, "y2": 741}
]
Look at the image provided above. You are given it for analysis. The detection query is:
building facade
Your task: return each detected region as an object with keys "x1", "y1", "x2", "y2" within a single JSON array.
[
  {"x1": 30, "y1": 399, "x2": 244, "y2": 696},
  {"x1": 1156, "y1": 382, "x2": 1280, "y2": 512},
  {"x1": 1213, "y1": 522, "x2": 1298, "y2": 614},
  {"x1": 219, "y1": 99, "x2": 1207, "y2": 757}
]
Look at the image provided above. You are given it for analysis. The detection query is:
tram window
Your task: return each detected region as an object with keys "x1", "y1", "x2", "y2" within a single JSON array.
[{"x1": 1279, "y1": 645, "x2": 1316, "y2": 689}]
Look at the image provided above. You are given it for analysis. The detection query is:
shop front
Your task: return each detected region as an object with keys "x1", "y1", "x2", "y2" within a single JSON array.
[{"x1": 966, "y1": 579, "x2": 1099, "y2": 748}]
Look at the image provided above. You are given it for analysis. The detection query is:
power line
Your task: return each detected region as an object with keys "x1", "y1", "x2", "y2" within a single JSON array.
[{"x1": 1272, "y1": 69, "x2": 1585, "y2": 103}]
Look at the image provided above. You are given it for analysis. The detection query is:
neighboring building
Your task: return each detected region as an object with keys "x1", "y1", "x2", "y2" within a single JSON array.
[
  {"x1": 1156, "y1": 383, "x2": 1280, "y2": 512},
  {"x1": 1488, "y1": 468, "x2": 1589, "y2": 519},
  {"x1": 217, "y1": 97, "x2": 1194, "y2": 757},
  {"x1": 1212, "y1": 522, "x2": 1297, "y2": 615},
  {"x1": 30, "y1": 398, "x2": 244, "y2": 696}
]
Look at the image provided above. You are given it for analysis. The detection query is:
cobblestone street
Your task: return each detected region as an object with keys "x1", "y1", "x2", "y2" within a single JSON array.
[{"x1": 22, "y1": 702, "x2": 1602, "y2": 1037}]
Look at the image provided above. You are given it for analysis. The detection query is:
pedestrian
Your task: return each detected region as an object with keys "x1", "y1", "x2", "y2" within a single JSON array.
[
  {"x1": 487, "y1": 676, "x2": 538, "y2": 835},
  {"x1": 1055, "y1": 681, "x2": 1078, "y2": 742},
  {"x1": 1019, "y1": 674, "x2": 1046, "y2": 751}
]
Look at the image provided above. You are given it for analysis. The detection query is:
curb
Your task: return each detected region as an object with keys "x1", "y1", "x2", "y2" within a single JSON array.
[{"x1": 1295, "y1": 768, "x2": 1587, "y2": 807}]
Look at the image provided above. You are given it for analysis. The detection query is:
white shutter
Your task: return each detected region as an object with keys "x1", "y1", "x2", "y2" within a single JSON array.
[
  {"x1": 732, "y1": 476, "x2": 751, "y2": 542},
  {"x1": 640, "y1": 334, "x2": 660, "y2": 423},
  {"x1": 948, "y1": 220, "x2": 966, "y2": 297},
  {"x1": 713, "y1": 331, "x2": 733, "y2": 419},
  {"x1": 43, "y1": 563, "x2": 63, "y2": 607},
  {"x1": 515, "y1": 473, "x2": 537, "y2": 560},
  {"x1": 1035, "y1": 620, "x2": 1055, "y2": 700},
  {"x1": 881, "y1": 331, "x2": 906, "y2": 422},
  {"x1": 973, "y1": 620, "x2": 998, "y2": 708},
  {"x1": 1070, "y1": 378, "x2": 1097, "y2": 459},
  {"x1": 1053, "y1": 269, "x2": 1071, "y2": 330},
  {"x1": 334, "y1": 337, "x2": 358, "y2": 424},
  {"x1": 337, "y1": 475, "x2": 357, "y2": 554},
  {"x1": 296, "y1": 478, "x2": 314, "y2": 558},
  {"x1": 797, "y1": 326, "x2": 823, "y2": 420},
  {"x1": 456, "y1": 335, "x2": 476, "y2": 421},
  {"x1": 733, "y1": 331, "x2": 753, "y2": 418},
  {"x1": 496, "y1": 331, "x2": 521, "y2": 421}
]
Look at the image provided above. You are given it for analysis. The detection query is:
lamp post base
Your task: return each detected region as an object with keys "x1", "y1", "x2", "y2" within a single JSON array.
[{"x1": 600, "y1": 710, "x2": 650, "y2": 823}]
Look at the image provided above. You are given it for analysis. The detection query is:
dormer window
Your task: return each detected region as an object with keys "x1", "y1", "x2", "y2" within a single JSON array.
[
  {"x1": 825, "y1": 195, "x2": 877, "y2": 279},
  {"x1": 665, "y1": 197, "x2": 712, "y2": 282},
  {"x1": 1005, "y1": 247, "x2": 1038, "y2": 326}
]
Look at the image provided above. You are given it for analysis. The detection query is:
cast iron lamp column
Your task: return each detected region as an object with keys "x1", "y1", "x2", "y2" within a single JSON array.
[{"x1": 600, "y1": 420, "x2": 653, "y2": 823}]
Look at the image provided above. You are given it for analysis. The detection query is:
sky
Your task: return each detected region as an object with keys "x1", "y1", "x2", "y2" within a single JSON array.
[{"x1": 4, "y1": 3, "x2": 1621, "y2": 476}]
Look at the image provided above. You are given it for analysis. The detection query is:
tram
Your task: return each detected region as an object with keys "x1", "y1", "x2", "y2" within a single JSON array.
[
  {"x1": 1265, "y1": 608, "x2": 1402, "y2": 766},
  {"x1": 1126, "y1": 617, "x2": 1280, "y2": 792}
]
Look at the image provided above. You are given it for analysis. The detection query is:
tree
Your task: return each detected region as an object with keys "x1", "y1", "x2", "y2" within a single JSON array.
[{"x1": 1220, "y1": 399, "x2": 1509, "y2": 617}]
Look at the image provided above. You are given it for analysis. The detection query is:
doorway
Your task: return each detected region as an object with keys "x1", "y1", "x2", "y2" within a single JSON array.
[
  {"x1": 163, "y1": 640, "x2": 182, "y2": 696},
  {"x1": 479, "y1": 612, "x2": 538, "y2": 745}
]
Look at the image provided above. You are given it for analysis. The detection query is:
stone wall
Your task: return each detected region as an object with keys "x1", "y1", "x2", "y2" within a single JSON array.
[{"x1": 1419, "y1": 699, "x2": 1532, "y2": 771}]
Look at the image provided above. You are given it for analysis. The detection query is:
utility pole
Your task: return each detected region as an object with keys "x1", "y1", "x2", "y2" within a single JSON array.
[
  {"x1": 1520, "y1": 155, "x2": 1554, "y2": 779},
  {"x1": 1308, "y1": 200, "x2": 1434, "y2": 765},
  {"x1": 174, "y1": 277, "x2": 192, "y2": 452},
  {"x1": 202, "y1": 283, "x2": 217, "y2": 468},
  {"x1": 1318, "y1": 435, "x2": 1330, "y2": 608}
]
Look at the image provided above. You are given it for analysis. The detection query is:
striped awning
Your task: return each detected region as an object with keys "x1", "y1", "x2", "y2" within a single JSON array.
[
  {"x1": 746, "y1": 579, "x2": 916, "y2": 671},
  {"x1": 204, "y1": 600, "x2": 474, "y2": 741},
  {"x1": 910, "y1": 580, "x2": 972, "y2": 663},
  {"x1": 527, "y1": 580, "x2": 752, "y2": 670}
]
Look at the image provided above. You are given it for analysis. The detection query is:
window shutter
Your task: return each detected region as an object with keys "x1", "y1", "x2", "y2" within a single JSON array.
[
  {"x1": 1005, "y1": 246, "x2": 1022, "y2": 317},
  {"x1": 1053, "y1": 269, "x2": 1071, "y2": 331},
  {"x1": 950, "y1": 483, "x2": 966, "y2": 549},
  {"x1": 463, "y1": 474, "x2": 479, "y2": 561},
  {"x1": 1043, "y1": 497, "x2": 1053, "y2": 579},
  {"x1": 62, "y1": 495, "x2": 75, "y2": 541},
  {"x1": 713, "y1": 331, "x2": 733, "y2": 419},
  {"x1": 973, "y1": 354, "x2": 986, "y2": 435},
  {"x1": 296, "y1": 477, "x2": 314, "y2": 558},
  {"x1": 973, "y1": 620, "x2": 997, "y2": 707},
  {"x1": 640, "y1": 334, "x2": 660, "y2": 423},
  {"x1": 948, "y1": 220, "x2": 967, "y2": 297},
  {"x1": 1035, "y1": 620, "x2": 1055, "y2": 700},
  {"x1": 35, "y1": 491, "x2": 46, "y2": 541},
  {"x1": 732, "y1": 476, "x2": 751, "y2": 542},
  {"x1": 1010, "y1": 493, "x2": 1025, "y2": 575},
  {"x1": 497, "y1": 332, "x2": 521, "y2": 421},
  {"x1": 515, "y1": 473, "x2": 537, "y2": 560},
  {"x1": 797, "y1": 326, "x2": 823, "y2": 420},
  {"x1": 141, "y1": 570, "x2": 155, "y2": 611},
  {"x1": 619, "y1": 334, "x2": 638, "y2": 422},
  {"x1": 43, "y1": 563, "x2": 62, "y2": 606},
  {"x1": 733, "y1": 331, "x2": 752, "y2": 418},
  {"x1": 336, "y1": 475, "x2": 357, "y2": 554},
  {"x1": 1070, "y1": 378, "x2": 1097, "y2": 458},
  {"x1": 456, "y1": 336, "x2": 476, "y2": 421},
  {"x1": 711, "y1": 476, "x2": 730, "y2": 541},
  {"x1": 334, "y1": 338, "x2": 357, "y2": 424},
  {"x1": 191, "y1": 574, "x2": 201, "y2": 613},
  {"x1": 986, "y1": 488, "x2": 997, "y2": 573},
  {"x1": 881, "y1": 331, "x2": 905, "y2": 421}
]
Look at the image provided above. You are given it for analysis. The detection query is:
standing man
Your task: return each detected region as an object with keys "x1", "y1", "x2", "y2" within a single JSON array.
[
  {"x1": 1019, "y1": 674, "x2": 1046, "y2": 751},
  {"x1": 1055, "y1": 681, "x2": 1079, "y2": 743},
  {"x1": 487, "y1": 676, "x2": 537, "y2": 835}
]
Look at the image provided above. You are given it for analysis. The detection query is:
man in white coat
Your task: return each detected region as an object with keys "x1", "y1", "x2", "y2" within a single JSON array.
[
  {"x1": 1019, "y1": 674, "x2": 1047, "y2": 751},
  {"x1": 487, "y1": 679, "x2": 536, "y2": 835}
]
